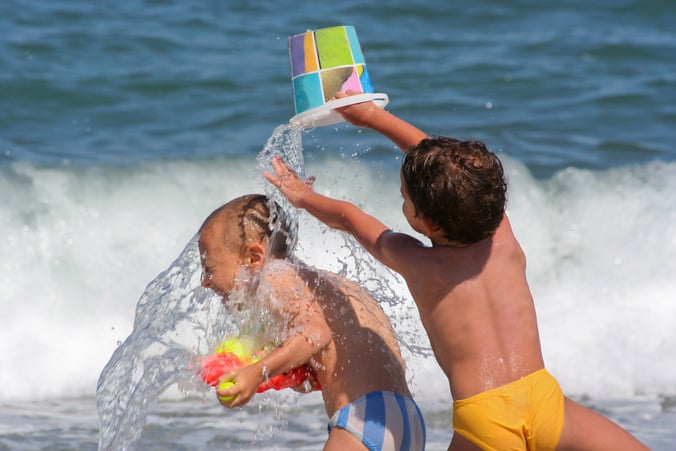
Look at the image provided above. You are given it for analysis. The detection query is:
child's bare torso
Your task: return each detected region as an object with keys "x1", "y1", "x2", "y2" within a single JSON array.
[
  {"x1": 403, "y1": 215, "x2": 546, "y2": 401},
  {"x1": 278, "y1": 261, "x2": 411, "y2": 415}
]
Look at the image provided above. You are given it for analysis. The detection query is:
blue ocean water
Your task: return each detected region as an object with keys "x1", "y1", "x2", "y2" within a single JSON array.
[{"x1": 1, "y1": 0, "x2": 675, "y2": 449}]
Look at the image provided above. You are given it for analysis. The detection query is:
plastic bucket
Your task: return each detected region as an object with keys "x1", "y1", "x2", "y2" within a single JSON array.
[{"x1": 288, "y1": 25, "x2": 388, "y2": 128}]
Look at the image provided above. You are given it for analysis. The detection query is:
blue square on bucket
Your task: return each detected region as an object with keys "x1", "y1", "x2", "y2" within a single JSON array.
[
  {"x1": 345, "y1": 26, "x2": 365, "y2": 65},
  {"x1": 292, "y1": 72, "x2": 324, "y2": 114}
]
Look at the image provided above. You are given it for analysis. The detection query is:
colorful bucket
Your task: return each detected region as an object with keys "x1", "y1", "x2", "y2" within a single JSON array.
[{"x1": 288, "y1": 25, "x2": 388, "y2": 128}]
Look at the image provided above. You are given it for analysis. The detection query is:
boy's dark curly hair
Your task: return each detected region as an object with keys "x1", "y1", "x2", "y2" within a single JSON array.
[{"x1": 401, "y1": 137, "x2": 507, "y2": 244}]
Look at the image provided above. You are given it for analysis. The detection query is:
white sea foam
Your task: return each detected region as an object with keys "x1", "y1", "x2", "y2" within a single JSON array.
[{"x1": 1, "y1": 154, "x2": 675, "y2": 404}]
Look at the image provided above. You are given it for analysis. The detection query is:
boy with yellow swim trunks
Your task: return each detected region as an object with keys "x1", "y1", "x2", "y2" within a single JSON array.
[
  {"x1": 265, "y1": 92, "x2": 649, "y2": 450},
  {"x1": 198, "y1": 194, "x2": 425, "y2": 450}
]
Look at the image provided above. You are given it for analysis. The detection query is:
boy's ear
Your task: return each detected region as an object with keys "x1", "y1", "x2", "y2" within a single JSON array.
[
  {"x1": 420, "y1": 215, "x2": 441, "y2": 238},
  {"x1": 246, "y1": 242, "x2": 266, "y2": 269}
]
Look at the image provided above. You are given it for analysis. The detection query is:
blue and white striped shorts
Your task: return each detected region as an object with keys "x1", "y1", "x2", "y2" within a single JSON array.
[{"x1": 328, "y1": 391, "x2": 426, "y2": 451}]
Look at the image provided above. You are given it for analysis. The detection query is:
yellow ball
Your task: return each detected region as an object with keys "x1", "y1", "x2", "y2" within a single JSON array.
[
  {"x1": 215, "y1": 336, "x2": 255, "y2": 360},
  {"x1": 217, "y1": 380, "x2": 235, "y2": 402}
]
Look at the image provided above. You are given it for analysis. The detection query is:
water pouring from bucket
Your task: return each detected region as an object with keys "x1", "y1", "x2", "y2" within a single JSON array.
[{"x1": 288, "y1": 25, "x2": 389, "y2": 128}]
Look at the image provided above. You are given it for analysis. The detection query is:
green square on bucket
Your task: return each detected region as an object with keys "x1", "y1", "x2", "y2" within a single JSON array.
[{"x1": 315, "y1": 26, "x2": 353, "y2": 69}]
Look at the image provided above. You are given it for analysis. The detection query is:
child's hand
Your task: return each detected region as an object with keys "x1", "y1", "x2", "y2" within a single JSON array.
[
  {"x1": 215, "y1": 365, "x2": 261, "y2": 408},
  {"x1": 335, "y1": 90, "x2": 379, "y2": 127},
  {"x1": 263, "y1": 157, "x2": 316, "y2": 207}
]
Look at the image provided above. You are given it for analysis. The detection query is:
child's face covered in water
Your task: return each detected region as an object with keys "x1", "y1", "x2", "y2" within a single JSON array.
[{"x1": 198, "y1": 227, "x2": 244, "y2": 299}]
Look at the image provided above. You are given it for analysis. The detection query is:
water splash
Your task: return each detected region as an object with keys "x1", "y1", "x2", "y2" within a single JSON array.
[
  {"x1": 258, "y1": 124, "x2": 431, "y2": 374},
  {"x1": 95, "y1": 125, "x2": 308, "y2": 450},
  {"x1": 333, "y1": 234, "x2": 433, "y2": 360},
  {"x1": 257, "y1": 126, "x2": 432, "y2": 375},
  {"x1": 257, "y1": 124, "x2": 305, "y2": 253},
  {"x1": 95, "y1": 235, "x2": 231, "y2": 450},
  {"x1": 95, "y1": 123, "x2": 432, "y2": 449},
  {"x1": 257, "y1": 125, "x2": 429, "y2": 356}
]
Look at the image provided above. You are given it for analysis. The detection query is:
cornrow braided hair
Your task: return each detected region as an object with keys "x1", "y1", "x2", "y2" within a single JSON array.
[{"x1": 202, "y1": 194, "x2": 294, "y2": 259}]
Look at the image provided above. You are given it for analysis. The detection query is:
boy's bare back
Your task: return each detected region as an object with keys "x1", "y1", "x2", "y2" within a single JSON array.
[{"x1": 397, "y1": 214, "x2": 545, "y2": 400}]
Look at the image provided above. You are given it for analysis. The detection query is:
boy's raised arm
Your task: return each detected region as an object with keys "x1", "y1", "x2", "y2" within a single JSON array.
[
  {"x1": 264, "y1": 157, "x2": 396, "y2": 266},
  {"x1": 335, "y1": 91, "x2": 428, "y2": 152}
]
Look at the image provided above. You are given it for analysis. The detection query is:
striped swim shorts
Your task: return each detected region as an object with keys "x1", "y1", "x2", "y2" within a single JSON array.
[{"x1": 328, "y1": 391, "x2": 426, "y2": 451}]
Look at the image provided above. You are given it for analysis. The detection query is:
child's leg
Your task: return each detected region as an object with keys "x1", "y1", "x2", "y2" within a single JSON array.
[
  {"x1": 556, "y1": 397, "x2": 649, "y2": 451},
  {"x1": 323, "y1": 427, "x2": 368, "y2": 451}
]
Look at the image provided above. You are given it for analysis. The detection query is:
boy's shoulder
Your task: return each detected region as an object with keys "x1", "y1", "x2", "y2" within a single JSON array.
[{"x1": 378, "y1": 230, "x2": 440, "y2": 271}]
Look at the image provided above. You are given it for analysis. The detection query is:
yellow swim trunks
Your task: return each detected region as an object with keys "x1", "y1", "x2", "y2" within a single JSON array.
[{"x1": 453, "y1": 368, "x2": 564, "y2": 451}]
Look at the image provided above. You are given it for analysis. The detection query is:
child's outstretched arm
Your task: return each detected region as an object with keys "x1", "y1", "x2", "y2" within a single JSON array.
[
  {"x1": 263, "y1": 157, "x2": 423, "y2": 274},
  {"x1": 335, "y1": 91, "x2": 428, "y2": 152}
]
